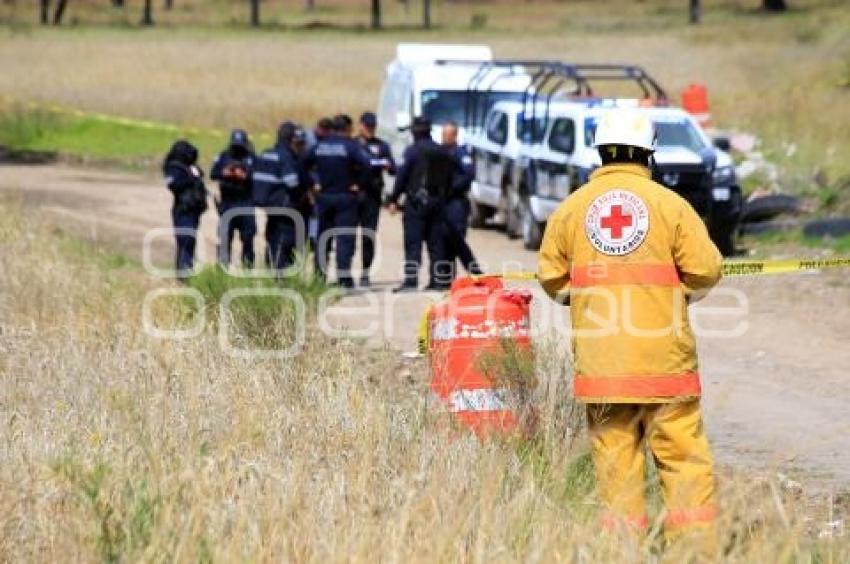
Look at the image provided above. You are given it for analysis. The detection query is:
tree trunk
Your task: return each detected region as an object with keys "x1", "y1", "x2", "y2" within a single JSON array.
[
  {"x1": 371, "y1": 0, "x2": 381, "y2": 29},
  {"x1": 763, "y1": 0, "x2": 787, "y2": 11},
  {"x1": 141, "y1": 0, "x2": 154, "y2": 25},
  {"x1": 111, "y1": 0, "x2": 125, "y2": 6},
  {"x1": 689, "y1": 0, "x2": 700, "y2": 24},
  {"x1": 304, "y1": 0, "x2": 314, "y2": 11},
  {"x1": 40, "y1": 0, "x2": 50, "y2": 24},
  {"x1": 422, "y1": 0, "x2": 430, "y2": 29},
  {"x1": 250, "y1": 0, "x2": 260, "y2": 27},
  {"x1": 164, "y1": 0, "x2": 173, "y2": 10},
  {"x1": 52, "y1": 0, "x2": 68, "y2": 25}
]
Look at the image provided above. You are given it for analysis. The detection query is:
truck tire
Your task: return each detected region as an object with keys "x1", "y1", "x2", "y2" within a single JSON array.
[
  {"x1": 504, "y1": 186, "x2": 522, "y2": 239},
  {"x1": 741, "y1": 194, "x2": 801, "y2": 223},
  {"x1": 520, "y1": 197, "x2": 544, "y2": 251},
  {"x1": 469, "y1": 200, "x2": 490, "y2": 229},
  {"x1": 803, "y1": 218, "x2": 850, "y2": 238}
]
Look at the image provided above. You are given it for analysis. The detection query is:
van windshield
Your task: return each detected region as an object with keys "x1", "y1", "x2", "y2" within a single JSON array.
[
  {"x1": 421, "y1": 90, "x2": 525, "y2": 126},
  {"x1": 583, "y1": 116, "x2": 708, "y2": 153}
]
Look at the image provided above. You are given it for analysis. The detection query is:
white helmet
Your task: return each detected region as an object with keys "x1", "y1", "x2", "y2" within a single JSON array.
[{"x1": 593, "y1": 108, "x2": 656, "y2": 152}]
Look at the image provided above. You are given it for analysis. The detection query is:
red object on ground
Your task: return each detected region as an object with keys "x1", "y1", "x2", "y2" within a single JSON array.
[
  {"x1": 682, "y1": 83, "x2": 711, "y2": 127},
  {"x1": 428, "y1": 276, "x2": 533, "y2": 438}
]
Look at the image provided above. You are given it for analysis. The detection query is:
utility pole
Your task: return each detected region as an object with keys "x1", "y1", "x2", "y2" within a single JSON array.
[
  {"x1": 371, "y1": 0, "x2": 381, "y2": 29},
  {"x1": 689, "y1": 0, "x2": 701, "y2": 24},
  {"x1": 52, "y1": 0, "x2": 68, "y2": 25},
  {"x1": 141, "y1": 0, "x2": 154, "y2": 25},
  {"x1": 422, "y1": 0, "x2": 431, "y2": 29},
  {"x1": 250, "y1": 0, "x2": 260, "y2": 27}
]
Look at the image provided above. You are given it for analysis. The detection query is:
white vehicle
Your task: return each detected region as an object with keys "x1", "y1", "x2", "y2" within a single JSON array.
[
  {"x1": 496, "y1": 100, "x2": 741, "y2": 252},
  {"x1": 465, "y1": 100, "x2": 549, "y2": 235},
  {"x1": 376, "y1": 44, "x2": 532, "y2": 158}
]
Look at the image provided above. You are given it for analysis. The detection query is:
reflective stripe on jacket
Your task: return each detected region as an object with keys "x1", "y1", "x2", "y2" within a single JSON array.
[{"x1": 537, "y1": 163, "x2": 722, "y2": 403}]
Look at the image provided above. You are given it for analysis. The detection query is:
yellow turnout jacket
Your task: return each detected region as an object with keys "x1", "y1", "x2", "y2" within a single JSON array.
[{"x1": 538, "y1": 163, "x2": 722, "y2": 403}]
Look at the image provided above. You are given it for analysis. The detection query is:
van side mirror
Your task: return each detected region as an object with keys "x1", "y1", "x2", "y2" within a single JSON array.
[
  {"x1": 396, "y1": 112, "x2": 412, "y2": 131},
  {"x1": 712, "y1": 136, "x2": 731, "y2": 152}
]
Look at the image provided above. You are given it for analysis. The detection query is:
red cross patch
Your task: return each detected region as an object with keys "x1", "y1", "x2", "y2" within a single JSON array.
[{"x1": 585, "y1": 190, "x2": 650, "y2": 256}]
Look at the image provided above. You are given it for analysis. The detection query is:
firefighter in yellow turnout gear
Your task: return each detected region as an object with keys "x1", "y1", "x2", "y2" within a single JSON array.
[{"x1": 538, "y1": 109, "x2": 722, "y2": 553}]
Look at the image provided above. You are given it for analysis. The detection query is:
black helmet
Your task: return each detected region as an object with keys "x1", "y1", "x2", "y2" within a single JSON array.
[
  {"x1": 163, "y1": 139, "x2": 198, "y2": 171},
  {"x1": 277, "y1": 121, "x2": 298, "y2": 145}
]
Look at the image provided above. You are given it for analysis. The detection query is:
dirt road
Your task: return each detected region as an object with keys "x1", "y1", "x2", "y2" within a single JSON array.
[{"x1": 2, "y1": 163, "x2": 849, "y2": 491}]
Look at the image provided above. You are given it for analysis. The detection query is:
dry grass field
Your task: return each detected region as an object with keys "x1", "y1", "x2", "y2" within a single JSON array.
[
  {"x1": 0, "y1": 0, "x2": 849, "y2": 201},
  {"x1": 1, "y1": 198, "x2": 848, "y2": 561},
  {"x1": 1, "y1": 2, "x2": 850, "y2": 561}
]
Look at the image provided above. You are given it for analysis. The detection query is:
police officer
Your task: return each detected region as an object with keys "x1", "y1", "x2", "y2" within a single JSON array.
[
  {"x1": 356, "y1": 111, "x2": 396, "y2": 287},
  {"x1": 441, "y1": 121, "x2": 483, "y2": 279},
  {"x1": 211, "y1": 129, "x2": 256, "y2": 269},
  {"x1": 252, "y1": 122, "x2": 312, "y2": 273},
  {"x1": 386, "y1": 116, "x2": 454, "y2": 292},
  {"x1": 163, "y1": 139, "x2": 208, "y2": 279},
  {"x1": 302, "y1": 115, "x2": 372, "y2": 288}
]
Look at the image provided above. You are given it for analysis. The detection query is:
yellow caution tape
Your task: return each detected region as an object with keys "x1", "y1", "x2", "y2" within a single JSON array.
[
  {"x1": 720, "y1": 257, "x2": 850, "y2": 277},
  {"x1": 476, "y1": 257, "x2": 850, "y2": 283},
  {"x1": 417, "y1": 303, "x2": 433, "y2": 355},
  {"x1": 0, "y1": 94, "x2": 273, "y2": 142}
]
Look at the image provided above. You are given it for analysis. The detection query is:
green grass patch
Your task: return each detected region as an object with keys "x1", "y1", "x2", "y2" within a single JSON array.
[
  {"x1": 0, "y1": 104, "x2": 226, "y2": 166},
  {"x1": 184, "y1": 265, "x2": 328, "y2": 348},
  {"x1": 741, "y1": 228, "x2": 850, "y2": 256}
]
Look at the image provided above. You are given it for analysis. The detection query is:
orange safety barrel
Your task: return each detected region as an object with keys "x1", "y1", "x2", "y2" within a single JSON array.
[
  {"x1": 682, "y1": 83, "x2": 711, "y2": 127},
  {"x1": 427, "y1": 276, "x2": 533, "y2": 438}
]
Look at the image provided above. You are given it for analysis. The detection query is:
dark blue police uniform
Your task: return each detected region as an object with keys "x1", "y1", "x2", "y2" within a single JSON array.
[
  {"x1": 252, "y1": 140, "x2": 310, "y2": 271},
  {"x1": 163, "y1": 140, "x2": 208, "y2": 278},
  {"x1": 388, "y1": 132, "x2": 454, "y2": 290},
  {"x1": 444, "y1": 143, "x2": 482, "y2": 277},
  {"x1": 302, "y1": 133, "x2": 371, "y2": 287},
  {"x1": 211, "y1": 130, "x2": 256, "y2": 268},
  {"x1": 357, "y1": 133, "x2": 396, "y2": 282}
]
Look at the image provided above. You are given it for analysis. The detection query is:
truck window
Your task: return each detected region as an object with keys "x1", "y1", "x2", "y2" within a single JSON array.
[
  {"x1": 486, "y1": 111, "x2": 508, "y2": 145},
  {"x1": 654, "y1": 119, "x2": 708, "y2": 152},
  {"x1": 549, "y1": 118, "x2": 576, "y2": 154},
  {"x1": 420, "y1": 90, "x2": 525, "y2": 126},
  {"x1": 517, "y1": 115, "x2": 547, "y2": 142},
  {"x1": 584, "y1": 115, "x2": 708, "y2": 153}
]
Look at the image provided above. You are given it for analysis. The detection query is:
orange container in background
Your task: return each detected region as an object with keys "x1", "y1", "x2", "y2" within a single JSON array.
[{"x1": 682, "y1": 83, "x2": 711, "y2": 127}]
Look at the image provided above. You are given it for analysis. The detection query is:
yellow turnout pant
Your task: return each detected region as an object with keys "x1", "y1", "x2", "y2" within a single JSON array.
[{"x1": 587, "y1": 400, "x2": 717, "y2": 547}]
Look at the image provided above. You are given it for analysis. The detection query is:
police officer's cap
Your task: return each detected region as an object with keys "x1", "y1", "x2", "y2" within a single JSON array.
[
  {"x1": 360, "y1": 112, "x2": 377, "y2": 128},
  {"x1": 229, "y1": 128, "x2": 251, "y2": 150},
  {"x1": 411, "y1": 116, "x2": 432, "y2": 134}
]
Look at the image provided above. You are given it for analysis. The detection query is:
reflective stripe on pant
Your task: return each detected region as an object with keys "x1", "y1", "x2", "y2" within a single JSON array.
[{"x1": 587, "y1": 400, "x2": 717, "y2": 551}]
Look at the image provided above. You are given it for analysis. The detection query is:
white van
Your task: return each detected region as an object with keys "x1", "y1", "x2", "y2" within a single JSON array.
[{"x1": 376, "y1": 43, "x2": 532, "y2": 159}]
